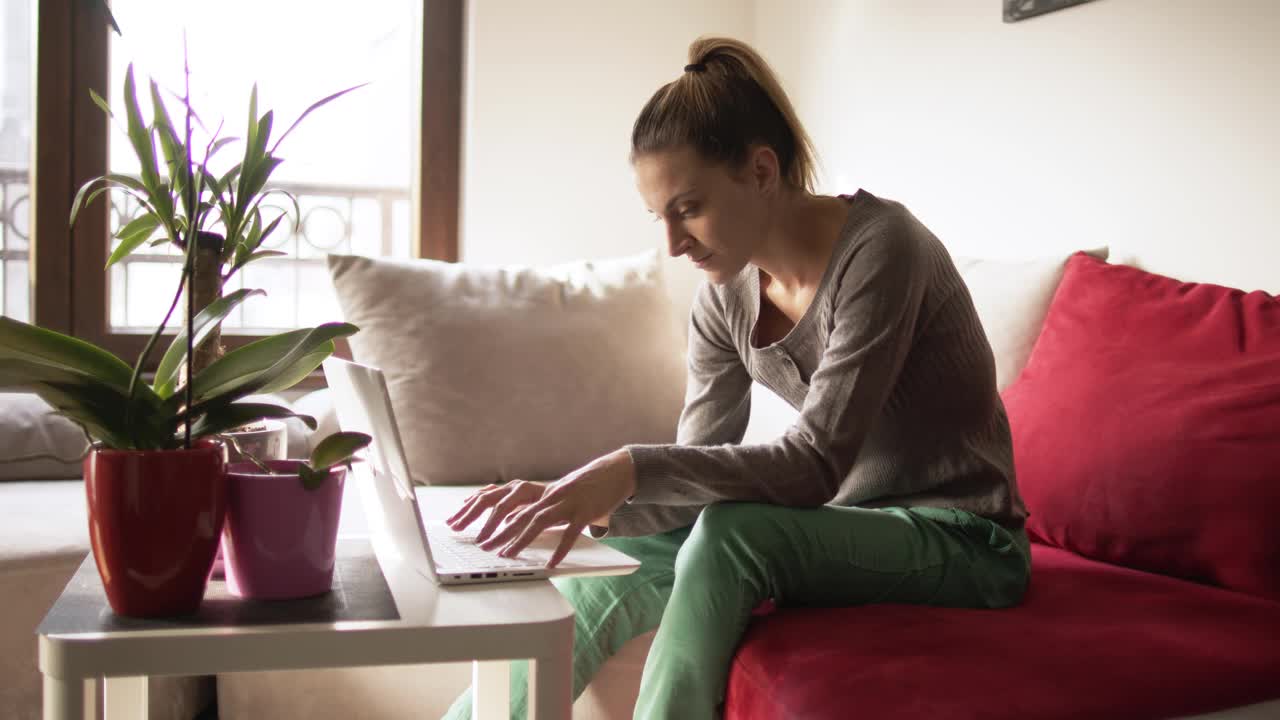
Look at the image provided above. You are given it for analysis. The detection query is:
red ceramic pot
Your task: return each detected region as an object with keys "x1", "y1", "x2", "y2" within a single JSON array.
[{"x1": 84, "y1": 439, "x2": 228, "y2": 617}]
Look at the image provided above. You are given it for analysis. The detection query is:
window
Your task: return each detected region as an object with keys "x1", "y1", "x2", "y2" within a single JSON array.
[
  {"x1": 0, "y1": 0, "x2": 32, "y2": 322},
  {"x1": 105, "y1": 0, "x2": 418, "y2": 333},
  {"x1": 29, "y1": 0, "x2": 461, "y2": 361}
]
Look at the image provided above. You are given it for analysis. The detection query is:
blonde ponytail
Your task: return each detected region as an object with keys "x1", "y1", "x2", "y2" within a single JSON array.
[{"x1": 631, "y1": 36, "x2": 818, "y2": 193}]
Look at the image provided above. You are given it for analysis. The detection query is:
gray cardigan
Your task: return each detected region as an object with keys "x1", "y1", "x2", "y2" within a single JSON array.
[{"x1": 597, "y1": 189, "x2": 1027, "y2": 538}]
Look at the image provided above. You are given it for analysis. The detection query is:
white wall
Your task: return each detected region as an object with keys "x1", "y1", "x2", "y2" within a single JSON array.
[
  {"x1": 460, "y1": 0, "x2": 755, "y2": 311},
  {"x1": 753, "y1": 0, "x2": 1280, "y2": 292},
  {"x1": 462, "y1": 1, "x2": 1278, "y2": 294}
]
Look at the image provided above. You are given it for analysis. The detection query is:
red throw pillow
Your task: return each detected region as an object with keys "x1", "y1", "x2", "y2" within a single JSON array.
[{"x1": 1002, "y1": 253, "x2": 1280, "y2": 601}]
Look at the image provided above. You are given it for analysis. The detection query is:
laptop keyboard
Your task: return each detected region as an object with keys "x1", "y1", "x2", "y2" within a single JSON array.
[{"x1": 425, "y1": 525, "x2": 542, "y2": 570}]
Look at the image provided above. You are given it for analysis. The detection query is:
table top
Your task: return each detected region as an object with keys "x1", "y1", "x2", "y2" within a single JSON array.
[
  {"x1": 38, "y1": 538, "x2": 400, "y2": 637},
  {"x1": 37, "y1": 480, "x2": 575, "y2": 680}
]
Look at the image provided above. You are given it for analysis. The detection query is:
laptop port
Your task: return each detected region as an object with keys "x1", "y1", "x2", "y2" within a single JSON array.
[
  {"x1": 484, "y1": 573, "x2": 497, "y2": 578},
  {"x1": 470, "y1": 573, "x2": 483, "y2": 579},
  {"x1": 513, "y1": 572, "x2": 534, "y2": 576}
]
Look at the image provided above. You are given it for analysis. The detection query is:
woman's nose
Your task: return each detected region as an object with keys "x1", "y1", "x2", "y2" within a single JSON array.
[{"x1": 665, "y1": 221, "x2": 691, "y2": 258}]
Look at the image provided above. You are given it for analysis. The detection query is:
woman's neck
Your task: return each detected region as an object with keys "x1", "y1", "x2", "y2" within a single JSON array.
[{"x1": 752, "y1": 191, "x2": 850, "y2": 296}]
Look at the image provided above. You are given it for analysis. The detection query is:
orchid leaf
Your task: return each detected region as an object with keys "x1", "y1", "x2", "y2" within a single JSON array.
[
  {"x1": 186, "y1": 323, "x2": 356, "y2": 409},
  {"x1": 309, "y1": 431, "x2": 372, "y2": 473},
  {"x1": 298, "y1": 464, "x2": 328, "y2": 490},
  {"x1": 0, "y1": 316, "x2": 138, "y2": 396},
  {"x1": 188, "y1": 402, "x2": 317, "y2": 438}
]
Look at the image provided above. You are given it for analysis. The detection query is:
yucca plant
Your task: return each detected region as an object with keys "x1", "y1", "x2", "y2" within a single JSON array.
[
  {"x1": 0, "y1": 50, "x2": 358, "y2": 449},
  {"x1": 71, "y1": 63, "x2": 363, "y2": 374}
]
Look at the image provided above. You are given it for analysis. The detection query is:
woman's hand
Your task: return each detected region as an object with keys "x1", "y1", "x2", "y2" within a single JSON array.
[
  {"x1": 447, "y1": 479, "x2": 549, "y2": 543},
  {"x1": 449, "y1": 450, "x2": 637, "y2": 568}
]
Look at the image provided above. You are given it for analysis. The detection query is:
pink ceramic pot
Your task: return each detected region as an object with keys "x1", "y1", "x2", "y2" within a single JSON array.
[
  {"x1": 221, "y1": 461, "x2": 346, "y2": 600},
  {"x1": 211, "y1": 421, "x2": 288, "y2": 578}
]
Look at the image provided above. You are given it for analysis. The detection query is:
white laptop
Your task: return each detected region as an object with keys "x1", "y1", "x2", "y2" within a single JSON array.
[{"x1": 323, "y1": 358, "x2": 641, "y2": 586}]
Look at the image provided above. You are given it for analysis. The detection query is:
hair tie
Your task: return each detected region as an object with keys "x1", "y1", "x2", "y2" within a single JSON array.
[{"x1": 683, "y1": 62, "x2": 707, "y2": 73}]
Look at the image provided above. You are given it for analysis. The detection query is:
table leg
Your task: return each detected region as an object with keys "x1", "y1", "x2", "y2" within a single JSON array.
[
  {"x1": 104, "y1": 676, "x2": 148, "y2": 720},
  {"x1": 42, "y1": 675, "x2": 99, "y2": 720},
  {"x1": 528, "y1": 651, "x2": 572, "y2": 719},
  {"x1": 472, "y1": 660, "x2": 511, "y2": 720}
]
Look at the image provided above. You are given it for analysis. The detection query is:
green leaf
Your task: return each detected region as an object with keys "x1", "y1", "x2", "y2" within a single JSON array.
[
  {"x1": 152, "y1": 288, "x2": 267, "y2": 399},
  {"x1": 186, "y1": 323, "x2": 357, "y2": 409},
  {"x1": 309, "y1": 431, "x2": 371, "y2": 472},
  {"x1": 256, "y1": 212, "x2": 288, "y2": 247},
  {"x1": 69, "y1": 178, "x2": 105, "y2": 227},
  {"x1": 0, "y1": 358, "x2": 161, "y2": 449},
  {"x1": 298, "y1": 464, "x2": 328, "y2": 491},
  {"x1": 105, "y1": 214, "x2": 162, "y2": 268},
  {"x1": 244, "y1": 209, "x2": 264, "y2": 252},
  {"x1": 0, "y1": 316, "x2": 138, "y2": 396},
  {"x1": 245, "y1": 84, "x2": 259, "y2": 159},
  {"x1": 206, "y1": 136, "x2": 238, "y2": 162},
  {"x1": 150, "y1": 79, "x2": 184, "y2": 179},
  {"x1": 89, "y1": 88, "x2": 113, "y2": 117},
  {"x1": 254, "y1": 341, "x2": 334, "y2": 395},
  {"x1": 96, "y1": 1, "x2": 122, "y2": 35},
  {"x1": 236, "y1": 156, "x2": 285, "y2": 217},
  {"x1": 239, "y1": 250, "x2": 287, "y2": 267},
  {"x1": 113, "y1": 212, "x2": 160, "y2": 241},
  {"x1": 272, "y1": 83, "x2": 368, "y2": 153},
  {"x1": 188, "y1": 402, "x2": 317, "y2": 438},
  {"x1": 255, "y1": 110, "x2": 274, "y2": 157},
  {"x1": 70, "y1": 173, "x2": 156, "y2": 227},
  {"x1": 122, "y1": 66, "x2": 162, "y2": 199},
  {"x1": 245, "y1": 189, "x2": 299, "y2": 232}
]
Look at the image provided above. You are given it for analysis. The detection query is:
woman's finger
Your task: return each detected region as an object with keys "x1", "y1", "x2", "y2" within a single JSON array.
[
  {"x1": 498, "y1": 505, "x2": 565, "y2": 559},
  {"x1": 446, "y1": 495, "x2": 482, "y2": 526},
  {"x1": 475, "y1": 483, "x2": 540, "y2": 542},
  {"x1": 449, "y1": 486, "x2": 508, "y2": 530},
  {"x1": 447, "y1": 484, "x2": 499, "y2": 525},
  {"x1": 546, "y1": 522, "x2": 586, "y2": 568},
  {"x1": 478, "y1": 500, "x2": 542, "y2": 551}
]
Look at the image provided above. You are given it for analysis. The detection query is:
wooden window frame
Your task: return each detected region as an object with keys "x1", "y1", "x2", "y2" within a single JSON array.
[{"x1": 32, "y1": 0, "x2": 462, "y2": 368}]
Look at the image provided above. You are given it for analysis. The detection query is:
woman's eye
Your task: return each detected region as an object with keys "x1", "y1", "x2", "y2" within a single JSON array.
[{"x1": 679, "y1": 206, "x2": 698, "y2": 218}]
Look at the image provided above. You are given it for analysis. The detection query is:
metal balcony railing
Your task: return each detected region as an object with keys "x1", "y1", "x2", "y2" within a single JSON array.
[{"x1": 0, "y1": 165, "x2": 410, "y2": 329}]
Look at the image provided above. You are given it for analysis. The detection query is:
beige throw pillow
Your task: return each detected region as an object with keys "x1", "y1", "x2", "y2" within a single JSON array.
[
  {"x1": 0, "y1": 393, "x2": 90, "y2": 481},
  {"x1": 327, "y1": 251, "x2": 687, "y2": 486},
  {"x1": 953, "y1": 248, "x2": 1109, "y2": 391}
]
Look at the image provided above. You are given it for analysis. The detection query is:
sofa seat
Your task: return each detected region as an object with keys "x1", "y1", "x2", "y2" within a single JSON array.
[{"x1": 724, "y1": 542, "x2": 1280, "y2": 720}]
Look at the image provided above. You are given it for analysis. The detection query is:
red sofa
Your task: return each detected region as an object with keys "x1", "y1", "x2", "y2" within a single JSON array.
[{"x1": 724, "y1": 255, "x2": 1280, "y2": 720}]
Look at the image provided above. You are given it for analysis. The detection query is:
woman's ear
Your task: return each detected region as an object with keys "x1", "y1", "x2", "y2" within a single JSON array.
[{"x1": 745, "y1": 144, "x2": 782, "y2": 196}]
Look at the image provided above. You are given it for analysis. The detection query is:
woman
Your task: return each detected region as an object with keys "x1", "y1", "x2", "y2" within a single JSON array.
[{"x1": 443, "y1": 36, "x2": 1029, "y2": 720}]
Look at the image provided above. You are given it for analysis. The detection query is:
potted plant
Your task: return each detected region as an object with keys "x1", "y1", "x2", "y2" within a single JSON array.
[
  {"x1": 221, "y1": 431, "x2": 372, "y2": 600},
  {"x1": 0, "y1": 317, "x2": 354, "y2": 617},
  {"x1": 71, "y1": 63, "x2": 363, "y2": 462},
  {"x1": 0, "y1": 56, "x2": 359, "y2": 618}
]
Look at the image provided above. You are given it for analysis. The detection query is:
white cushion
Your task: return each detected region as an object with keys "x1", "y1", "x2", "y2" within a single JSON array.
[
  {"x1": 953, "y1": 248, "x2": 1109, "y2": 391},
  {"x1": 0, "y1": 393, "x2": 90, "y2": 481},
  {"x1": 327, "y1": 251, "x2": 687, "y2": 486}
]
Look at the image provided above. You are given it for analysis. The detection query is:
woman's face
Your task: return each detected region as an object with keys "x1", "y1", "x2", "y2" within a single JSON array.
[{"x1": 634, "y1": 146, "x2": 769, "y2": 285}]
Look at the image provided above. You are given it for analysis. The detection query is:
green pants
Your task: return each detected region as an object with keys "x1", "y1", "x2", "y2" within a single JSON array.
[{"x1": 441, "y1": 502, "x2": 1031, "y2": 720}]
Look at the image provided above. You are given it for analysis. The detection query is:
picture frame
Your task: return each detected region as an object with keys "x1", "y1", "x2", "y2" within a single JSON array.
[{"x1": 1004, "y1": 0, "x2": 1097, "y2": 23}]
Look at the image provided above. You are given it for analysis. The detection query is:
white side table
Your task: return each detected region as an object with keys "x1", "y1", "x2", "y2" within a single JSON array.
[{"x1": 37, "y1": 484, "x2": 576, "y2": 720}]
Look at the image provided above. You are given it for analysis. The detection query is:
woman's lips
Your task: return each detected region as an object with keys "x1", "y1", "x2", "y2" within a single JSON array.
[{"x1": 693, "y1": 253, "x2": 713, "y2": 267}]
